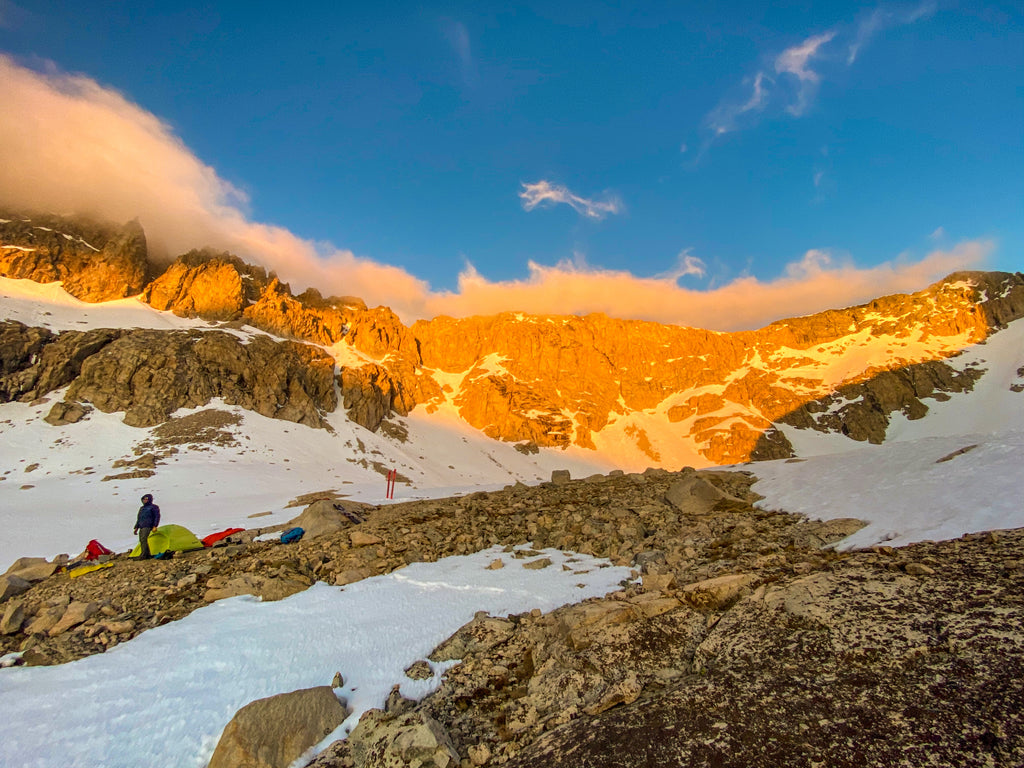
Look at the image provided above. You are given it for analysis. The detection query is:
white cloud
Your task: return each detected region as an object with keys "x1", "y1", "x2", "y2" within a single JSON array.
[
  {"x1": 707, "y1": 71, "x2": 772, "y2": 136},
  {"x1": 519, "y1": 180, "x2": 623, "y2": 220},
  {"x1": 658, "y1": 250, "x2": 707, "y2": 280},
  {"x1": 705, "y1": 4, "x2": 935, "y2": 138},
  {"x1": 774, "y1": 31, "x2": 835, "y2": 116}
]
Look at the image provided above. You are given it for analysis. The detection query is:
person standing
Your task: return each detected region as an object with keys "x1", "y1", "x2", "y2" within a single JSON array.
[{"x1": 134, "y1": 493, "x2": 161, "y2": 559}]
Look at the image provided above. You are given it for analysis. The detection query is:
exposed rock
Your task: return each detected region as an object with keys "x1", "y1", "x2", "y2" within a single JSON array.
[
  {"x1": 522, "y1": 557, "x2": 552, "y2": 570},
  {"x1": 0, "y1": 599, "x2": 25, "y2": 634},
  {"x1": 144, "y1": 250, "x2": 262, "y2": 321},
  {"x1": 0, "y1": 322, "x2": 122, "y2": 403},
  {"x1": 208, "y1": 686, "x2": 348, "y2": 768},
  {"x1": 664, "y1": 473, "x2": 740, "y2": 515},
  {"x1": 288, "y1": 500, "x2": 355, "y2": 539},
  {"x1": 4, "y1": 557, "x2": 58, "y2": 583},
  {"x1": 681, "y1": 573, "x2": 756, "y2": 611},
  {"x1": 47, "y1": 600, "x2": 99, "y2": 636},
  {"x1": 43, "y1": 400, "x2": 92, "y2": 425},
  {"x1": 348, "y1": 709, "x2": 460, "y2": 768},
  {"x1": 404, "y1": 660, "x2": 433, "y2": 681},
  {"x1": 65, "y1": 329, "x2": 337, "y2": 428},
  {"x1": 350, "y1": 530, "x2": 383, "y2": 547},
  {"x1": 551, "y1": 470, "x2": 571, "y2": 485},
  {"x1": 339, "y1": 364, "x2": 409, "y2": 432},
  {"x1": 0, "y1": 574, "x2": 31, "y2": 603},
  {"x1": 203, "y1": 574, "x2": 309, "y2": 603},
  {"x1": 0, "y1": 213, "x2": 148, "y2": 302}
]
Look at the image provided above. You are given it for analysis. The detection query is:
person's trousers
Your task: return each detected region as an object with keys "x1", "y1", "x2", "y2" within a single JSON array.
[{"x1": 138, "y1": 527, "x2": 153, "y2": 559}]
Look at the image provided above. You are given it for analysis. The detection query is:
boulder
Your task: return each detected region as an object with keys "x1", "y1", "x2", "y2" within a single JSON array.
[
  {"x1": 48, "y1": 601, "x2": 99, "y2": 636},
  {"x1": 208, "y1": 686, "x2": 349, "y2": 768},
  {"x1": 348, "y1": 709, "x2": 460, "y2": 768},
  {"x1": 681, "y1": 573, "x2": 756, "y2": 611},
  {"x1": 5, "y1": 557, "x2": 58, "y2": 583},
  {"x1": 550, "y1": 469, "x2": 571, "y2": 485},
  {"x1": 664, "y1": 474, "x2": 741, "y2": 515},
  {"x1": 288, "y1": 500, "x2": 348, "y2": 539},
  {"x1": 43, "y1": 400, "x2": 92, "y2": 426},
  {"x1": 0, "y1": 574, "x2": 31, "y2": 603},
  {"x1": 350, "y1": 530, "x2": 383, "y2": 548},
  {"x1": 1, "y1": 598, "x2": 25, "y2": 634},
  {"x1": 204, "y1": 575, "x2": 309, "y2": 603}
]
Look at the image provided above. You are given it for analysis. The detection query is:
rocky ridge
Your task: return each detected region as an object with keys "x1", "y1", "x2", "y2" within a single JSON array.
[
  {"x1": 0, "y1": 212, "x2": 148, "y2": 302},
  {"x1": 2, "y1": 468, "x2": 1021, "y2": 767},
  {"x1": 2, "y1": 212, "x2": 1023, "y2": 466}
]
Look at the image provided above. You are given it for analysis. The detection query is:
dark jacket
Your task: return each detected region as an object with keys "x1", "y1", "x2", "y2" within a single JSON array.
[{"x1": 136, "y1": 503, "x2": 161, "y2": 530}]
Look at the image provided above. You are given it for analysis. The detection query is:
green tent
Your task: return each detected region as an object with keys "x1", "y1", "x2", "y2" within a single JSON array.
[{"x1": 130, "y1": 524, "x2": 205, "y2": 557}]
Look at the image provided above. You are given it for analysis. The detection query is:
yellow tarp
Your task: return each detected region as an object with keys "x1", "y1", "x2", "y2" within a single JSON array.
[{"x1": 69, "y1": 562, "x2": 113, "y2": 578}]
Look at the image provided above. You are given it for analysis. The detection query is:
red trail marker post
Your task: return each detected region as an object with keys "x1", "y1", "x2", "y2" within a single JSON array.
[{"x1": 386, "y1": 469, "x2": 397, "y2": 499}]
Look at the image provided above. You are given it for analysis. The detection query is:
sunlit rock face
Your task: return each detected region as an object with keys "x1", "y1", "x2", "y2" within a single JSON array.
[
  {"x1": 3, "y1": 211, "x2": 1023, "y2": 465},
  {"x1": 0, "y1": 211, "x2": 148, "y2": 302}
]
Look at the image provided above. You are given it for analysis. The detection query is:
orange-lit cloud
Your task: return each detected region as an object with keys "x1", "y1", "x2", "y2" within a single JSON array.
[
  {"x1": 423, "y1": 242, "x2": 989, "y2": 330},
  {"x1": 0, "y1": 55, "x2": 991, "y2": 332}
]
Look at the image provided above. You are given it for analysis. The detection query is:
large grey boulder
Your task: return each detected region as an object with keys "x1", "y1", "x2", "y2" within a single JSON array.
[{"x1": 208, "y1": 686, "x2": 349, "y2": 768}]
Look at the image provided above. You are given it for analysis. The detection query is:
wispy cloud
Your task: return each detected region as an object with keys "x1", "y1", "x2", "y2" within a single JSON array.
[
  {"x1": 708, "y1": 71, "x2": 771, "y2": 135},
  {"x1": 774, "y1": 31, "x2": 835, "y2": 116},
  {"x1": 442, "y1": 20, "x2": 478, "y2": 88},
  {"x1": 705, "y1": 3, "x2": 934, "y2": 139},
  {"x1": 0, "y1": 55, "x2": 989, "y2": 332},
  {"x1": 848, "y1": 2, "x2": 936, "y2": 64},
  {"x1": 658, "y1": 250, "x2": 707, "y2": 280},
  {"x1": 519, "y1": 180, "x2": 623, "y2": 220}
]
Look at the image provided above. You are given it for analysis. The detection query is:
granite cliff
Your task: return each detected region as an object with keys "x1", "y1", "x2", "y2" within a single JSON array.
[{"x1": 2, "y1": 212, "x2": 1023, "y2": 466}]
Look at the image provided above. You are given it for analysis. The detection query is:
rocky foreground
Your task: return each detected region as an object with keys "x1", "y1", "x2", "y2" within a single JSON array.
[{"x1": 2, "y1": 468, "x2": 1023, "y2": 767}]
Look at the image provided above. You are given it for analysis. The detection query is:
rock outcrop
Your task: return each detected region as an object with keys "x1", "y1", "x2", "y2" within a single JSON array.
[
  {"x1": 0, "y1": 212, "x2": 148, "y2": 301},
  {"x1": 64, "y1": 329, "x2": 337, "y2": 427},
  {"x1": 144, "y1": 249, "x2": 266, "y2": 321}
]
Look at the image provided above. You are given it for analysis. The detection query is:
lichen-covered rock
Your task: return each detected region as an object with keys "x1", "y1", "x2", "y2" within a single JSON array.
[{"x1": 348, "y1": 709, "x2": 460, "y2": 768}]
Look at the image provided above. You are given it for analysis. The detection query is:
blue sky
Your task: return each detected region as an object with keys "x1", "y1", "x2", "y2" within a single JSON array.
[{"x1": 0, "y1": 1, "x2": 1021, "y2": 328}]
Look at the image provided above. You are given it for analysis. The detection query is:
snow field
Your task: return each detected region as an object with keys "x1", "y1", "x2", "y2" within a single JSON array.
[{"x1": 0, "y1": 546, "x2": 632, "y2": 768}]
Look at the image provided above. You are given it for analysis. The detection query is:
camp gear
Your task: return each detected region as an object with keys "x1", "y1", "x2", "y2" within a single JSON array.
[
  {"x1": 69, "y1": 562, "x2": 113, "y2": 578},
  {"x1": 85, "y1": 540, "x2": 113, "y2": 560},
  {"x1": 129, "y1": 524, "x2": 204, "y2": 557},
  {"x1": 201, "y1": 528, "x2": 245, "y2": 547},
  {"x1": 280, "y1": 527, "x2": 305, "y2": 544}
]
